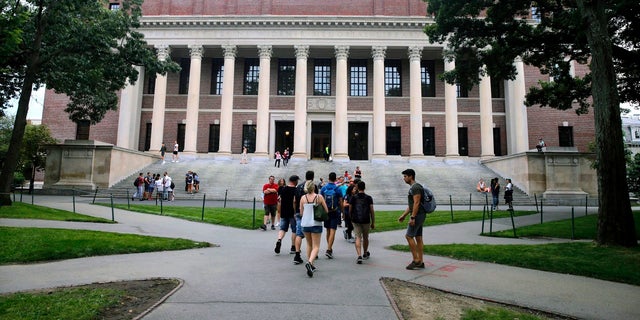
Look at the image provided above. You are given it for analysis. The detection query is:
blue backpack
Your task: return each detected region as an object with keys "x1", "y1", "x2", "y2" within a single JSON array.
[
  {"x1": 421, "y1": 184, "x2": 436, "y2": 214},
  {"x1": 322, "y1": 183, "x2": 341, "y2": 212}
]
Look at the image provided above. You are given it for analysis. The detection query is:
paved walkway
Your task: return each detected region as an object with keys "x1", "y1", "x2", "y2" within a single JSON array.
[{"x1": 1, "y1": 196, "x2": 639, "y2": 320}]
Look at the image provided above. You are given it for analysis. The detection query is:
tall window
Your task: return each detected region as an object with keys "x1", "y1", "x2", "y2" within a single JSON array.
[
  {"x1": 76, "y1": 120, "x2": 90, "y2": 140},
  {"x1": 146, "y1": 73, "x2": 156, "y2": 94},
  {"x1": 456, "y1": 83, "x2": 469, "y2": 98},
  {"x1": 421, "y1": 60, "x2": 436, "y2": 97},
  {"x1": 531, "y1": 7, "x2": 541, "y2": 22},
  {"x1": 386, "y1": 127, "x2": 402, "y2": 155},
  {"x1": 109, "y1": 3, "x2": 120, "y2": 10},
  {"x1": 242, "y1": 125, "x2": 257, "y2": 153},
  {"x1": 144, "y1": 123, "x2": 152, "y2": 151},
  {"x1": 559, "y1": 126, "x2": 574, "y2": 147},
  {"x1": 314, "y1": 59, "x2": 331, "y2": 96},
  {"x1": 490, "y1": 78, "x2": 503, "y2": 98},
  {"x1": 210, "y1": 58, "x2": 224, "y2": 95},
  {"x1": 277, "y1": 59, "x2": 295, "y2": 95},
  {"x1": 244, "y1": 58, "x2": 259, "y2": 95},
  {"x1": 384, "y1": 60, "x2": 402, "y2": 97},
  {"x1": 208, "y1": 124, "x2": 220, "y2": 152},
  {"x1": 349, "y1": 59, "x2": 367, "y2": 96},
  {"x1": 178, "y1": 58, "x2": 190, "y2": 94}
]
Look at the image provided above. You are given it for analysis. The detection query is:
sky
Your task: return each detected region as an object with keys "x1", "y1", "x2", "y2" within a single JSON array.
[{"x1": 5, "y1": 87, "x2": 45, "y2": 120}]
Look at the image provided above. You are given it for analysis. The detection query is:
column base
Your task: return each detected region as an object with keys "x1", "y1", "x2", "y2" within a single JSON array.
[
  {"x1": 480, "y1": 154, "x2": 496, "y2": 160},
  {"x1": 443, "y1": 156, "x2": 464, "y2": 164},
  {"x1": 250, "y1": 153, "x2": 271, "y2": 162},
  {"x1": 332, "y1": 153, "x2": 350, "y2": 162},
  {"x1": 370, "y1": 154, "x2": 389, "y2": 164},
  {"x1": 214, "y1": 152, "x2": 233, "y2": 161},
  {"x1": 290, "y1": 152, "x2": 308, "y2": 161}
]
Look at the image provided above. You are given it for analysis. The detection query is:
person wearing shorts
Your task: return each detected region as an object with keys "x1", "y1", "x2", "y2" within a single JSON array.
[
  {"x1": 348, "y1": 181, "x2": 375, "y2": 265},
  {"x1": 398, "y1": 168, "x2": 427, "y2": 270},
  {"x1": 261, "y1": 175, "x2": 279, "y2": 231},
  {"x1": 274, "y1": 175, "x2": 299, "y2": 255}
]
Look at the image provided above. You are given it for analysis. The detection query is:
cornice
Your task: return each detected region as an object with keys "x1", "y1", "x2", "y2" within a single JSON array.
[{"x1": 139, "y1": 15, "x2": 433, "y2": 29}]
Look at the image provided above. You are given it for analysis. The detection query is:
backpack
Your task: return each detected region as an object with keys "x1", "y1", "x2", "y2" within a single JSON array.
[
  {"x1": 322, "y1": 183, "x2": 340, "y2": 212},
  {"x1": 350, "y1": 194, "x2": 371, "y2": 224},
  {"x1": 170, "y1": 181, "x2": 175, "y2": 189},
  {"x1": 133, "y1": 177, "x2": 139, "y2": 187},
  {"x1": 421, "y1": 184, "x2": 436, "y2": 214}
]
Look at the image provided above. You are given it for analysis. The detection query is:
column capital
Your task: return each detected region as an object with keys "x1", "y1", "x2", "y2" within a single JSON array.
[
  {"x1": 222, "y1": 45, "x2": 237, "y2": 59},
  {"x1": 258, "y1": 45, "x2": 273, "y2": 59},
  {"x1": 334, "y1": 45, "x2": 350, "y2": 60},
  {"x1": 408, "y1": 46, "x2": 423, "y2": 61},
  {"x1": 294, "y1": 45, "x2": 310, "y2": 59},
  {"x1": 372, "y1": 46, "x2": 386, "y2": 60},
  {"x1": 188, "y1": 45, "x2": 203, "y2": 59},
  {"x1": 155, "y1": 45, "x2": 170, "y2": 61}
]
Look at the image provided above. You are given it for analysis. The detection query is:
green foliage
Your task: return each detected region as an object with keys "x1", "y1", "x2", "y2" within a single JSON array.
[
  {"x1": 0, "y1": 202, "x2": 114, "y2": 222},
  {"x1": 462, "y1": 307, "x2": 543, "y2": 320},
  {"x1": 19, "y1": 123, "x2": 57, "y2": 174},
  {"x1": 0, "y1": 226, "x2": 210, "y2": 264},
  {"x1": 627, "y1": 153, "x2": 640, "y2": 197}
]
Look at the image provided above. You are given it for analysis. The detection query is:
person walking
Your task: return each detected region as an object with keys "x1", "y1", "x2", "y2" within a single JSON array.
[
  {"x1": 490, "y1": 178, "x2": 500, "y2": 211},
  {"x1": 292, "y1": 171, "x2": 316, "y2": 265},
  {"x1": 283, "y1": 148, "x2": 289, "y2": 166},
  {"x1": 342, "y1": 183, "x2": 356, "y2": 243},
  {"x1": 349, "y1": 180, "x2": 375, "y2": 264},
  {"x1": 398, "y1": 169, "x2": 427, "y2": 270},
  {"x1": 172, "y1": 141, "x2": 179, "y2": 162},
  {"x1": 160, "y1": 142, "x2": 167, "y2": 164},
  {"x1": 320, "y1": 172, "x2": 342, "y2": 259},
  {"x1": 133, "y1": 173, "x2": 144, "y2": 201},
  {"x1": 162, "y1": 172, "x2": 172, "y2": 201},
  {"x1": 274, "y1": 151, "x2": 281, "y2": 168},
  {"x1": 299, "y1": 180, "x2": 328, "y2": 277},
  {"x1": 504, "y1": 178, "x2": 514, "y2": 210},
  {"x1": 241, "y1": 146, "x2": 248, "y2": 164},
  {"x1": 261, "y1": 175, "x2": 279, "y2": 231},
  {"x1": 274, "y1": 175, "x2": 299, "y2": 255}
]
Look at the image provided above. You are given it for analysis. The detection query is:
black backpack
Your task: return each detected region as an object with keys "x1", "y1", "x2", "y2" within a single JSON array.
[
  {"x1": 133, "y1": 177, "x2": 139, "y2": 187},
  {"x1": 350, "y1": 194, "x2": 370, "y2": 224}
]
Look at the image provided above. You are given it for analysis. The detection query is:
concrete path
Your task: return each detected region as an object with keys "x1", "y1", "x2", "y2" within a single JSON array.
[{"x1": 1, "y1": 196, "x2": 639, "y2": 320}]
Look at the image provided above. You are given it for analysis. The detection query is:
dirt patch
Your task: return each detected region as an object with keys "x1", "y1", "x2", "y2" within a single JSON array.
[{"x1": 381, "y1": 277, "x2": 570, "y2": 320}]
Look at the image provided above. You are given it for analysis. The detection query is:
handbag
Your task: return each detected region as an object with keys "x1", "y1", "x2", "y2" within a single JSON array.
[
  {"x1": 301, "y1": 202, "x2": 316, "y2": 227},
  {"x1": 313, "y1": 195, "x2": 328, "y2": 222}
]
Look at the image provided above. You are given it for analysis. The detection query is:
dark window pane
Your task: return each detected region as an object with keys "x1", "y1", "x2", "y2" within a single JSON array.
[
  {"x1": 244, "y1": 58, "x2": 259, "y2": 95},
  {"x1": 277, "y1": 59, "x2": 296, "y2": 96},
  {"x1": 384, "y1": 60, "x2": 402, "y2": 97},
  {"x1": 242, "y1": 125, "x2": 257, "y2": 152},
  {"x1": 558, "y1": 127, "x2": 574, "y2": 147},
  {"x1": 179, "y1": 58, "x2": 190, "y2": 95},
  {"x1": 210, "y1": 58, "x2": 224, "y2": 95},
  {"x1": 314, "y1": 59, "x2": 331, "y2": 96},
  {"x1": 386, "y1": 127, "x2": 401, "y2": 155},
  {"x1": 421, "y1": 60, "x2": 435, "y2": 97},
  {"x1": 350, "y1": 59, "x2": 367, "y2": 96}
]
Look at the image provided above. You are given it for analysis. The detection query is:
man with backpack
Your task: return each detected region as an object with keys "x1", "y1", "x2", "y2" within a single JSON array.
[
  {"x1": 349, "y1": 180, "x2": 375, "y2": 264},
  {"x1": 133, "y1": 173, "x2": 144, "y2": 201},
  {"x1": 320, "y1": 172, "x2": 342, "y2": 259},
  {"x1": 398, "y1": 168, "x2": 427, "y2": 270}
]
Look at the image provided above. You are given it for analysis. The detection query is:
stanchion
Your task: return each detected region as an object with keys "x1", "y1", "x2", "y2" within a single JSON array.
[
  {"x1": 585, "y1": 195, "x2": 588, "y2": 216},
  {"x1": 72, "y1": 188, "x2": 76, "y2": 213},
  {"x1": 509, "y1": 208, "x2": 516, "y2": 237},
  {"x1": 92, "y1": 187, "x2": 99, "y2": 204},
  {"x1": 201, "y1": 194, "x2": 206, "y2": 221},
  {"x1": 19, "y1": 187, "x2": 23, "y2": 202},
  {"x1": 571, "y1": 207, "x2": 575, "y2": 240},
  {"x1": 110, "y1": 194, "x2": 115, "y2": 222},
  {"x1": 540, "y1": 199, "x2": 544, "y2": 224},
  {"x1": 469, "y1": 193, "x2": 472, "y2": 211},
  {"x1": 481, "y1": 204, "x2": 486, "y2": 234},
  {"x1": 31, "y1": 191, "x2": 34, "y2": 205},
  {"x1": 127, "y1": 190, "x2": 130, "y2": 210},
  {"x1": 449, "y1": 195, "x2": 454, "y2": 222},
  {"x1": 252, "y1": 197, "x2": 256, "y2": 229},
  {"x1": 160, "y1": 195, "x2": 163, "y2": 215},
  {"x1": 224, "y1": 189, "x2": 228, "y2": 208},
  {"x1": 489, "y1": 206, "x2": 493, "y2": 234},
  {"x1": 534, "y1": 193, "x2": 539, "y2": 213}
]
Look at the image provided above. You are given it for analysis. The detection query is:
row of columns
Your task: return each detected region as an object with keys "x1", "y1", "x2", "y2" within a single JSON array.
[{"x1": 126, "y1": 44, "x2": 529, "y2": 158}]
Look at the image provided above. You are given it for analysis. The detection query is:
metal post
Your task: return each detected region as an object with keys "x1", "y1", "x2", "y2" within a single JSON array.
[
  {"x1": 510, "y1": 209, "x2": 517, "y2": 238},
  {"x1": 449, "y1": 195, "x2": 454, "y2": 222},
  {"x1": 252, "y1": 197, "x2": 256, "y2": 229},
  {"x1": 19, "y1": 187, "x2": 23, "y2": 202},
  {"x1": 469, "y1": 193, "x2": 472, "y2": 211},
  {"x1": 201, "y1": 194, "x2": 206, "y2": 221},
  {"x1": 72, "y1": 188, "x2": 76, "y2": 213},
  {"x1": 534, "y1": 193, "x2": 539, "y2": 213},
  {"x1": 540, "y1": 199, "x2": 544, "y2": 224},
  {"x1": 481, "y1": 204, "x2": 486, "y2": 234},
  {"x1": 110, "y1": 194, "x2": 115, "y2": 222},
  {"x1": 489, "y1": 205, "x2": 493, "y2": 234},
  {"x1": 224, "y1": 189, "x2": 228, "y2": 208},
  {"x1": 585, "y1": 195, "x2": 588, "y2": 216},
  {"x1": 127, "y1": 190, "x2": 130, "y2": 210},
  {"x1": 160, "y1": 195, "x2": 163, "y2": 215},
  {"x1": 92, "y1": 187, "x2": 98, "y2": 204},
  {"x1": 31, "y1": 191, "x2": 34, "y2": 205},
  {"x1": 571, "y1": 206, "x2": 575, "y2": 240}
]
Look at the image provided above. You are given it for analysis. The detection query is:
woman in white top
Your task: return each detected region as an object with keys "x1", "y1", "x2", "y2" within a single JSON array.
[{"x1": 299, "y1": 180, "x2": 328, "y2": 277}]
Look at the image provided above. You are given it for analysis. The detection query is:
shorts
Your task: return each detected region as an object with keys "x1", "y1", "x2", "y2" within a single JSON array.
[
  {"x1": 279, "y1": 217, "x2": 296, "y2": 233},
  {"x1": 173, "y1": 151, "x2": 178, "y2": 155},
  {"x1": 405, "y1": 214, "x2": 426, "y2": 238},
  {"x1": 352, "y1": 223, "x2": 370, "y2": 239},
  {"x1": 323, "y1": 211, "x2": 340, "y2": 229},
  {"x1": 295, "y1": 214, "x2": 305, "y2": 238},
  {"x1": 302, "y1": 225, "x2": 323, "y2": 234},
  {"x1": 264, "y1": 204, "x2": 277, "y2": 216}
]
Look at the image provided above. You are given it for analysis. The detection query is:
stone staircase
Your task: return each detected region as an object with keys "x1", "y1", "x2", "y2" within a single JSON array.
[{"x1": 107, "y1": 156, "x2": 536, "y2": 206}]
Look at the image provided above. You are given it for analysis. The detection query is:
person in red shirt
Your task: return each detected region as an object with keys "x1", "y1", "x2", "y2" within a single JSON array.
[{"x1": 261, "y1": 175, "x2": 279, "y2": 230}]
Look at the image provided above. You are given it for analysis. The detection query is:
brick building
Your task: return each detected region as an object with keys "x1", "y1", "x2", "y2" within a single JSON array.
[{"x1": 42, "y1": 0, "x2": 595, "y2": 161}]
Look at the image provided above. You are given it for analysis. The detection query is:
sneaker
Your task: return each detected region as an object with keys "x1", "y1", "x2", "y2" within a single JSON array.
[
  {"x1": 275, "y1": 222, "x2": 280, "y2": 227},
  {"x1": 357, "y1": 256, "x2": 363, "y2": 264},
  {"x1": 363, "y1": 251, "x2": 370, "y2": 260},
  {"x1": 325, "y1": 250, "x2": 333, "y2": 259},
  {"x1": 293, "y1": 254, "x2": 303, "y2": 265},
  {"x1": 260, "y1": 224, "x2": 267, "y2": 231},
  {"x1": 274, "y1": 240, "x2": 281, "y2": 254},
  {"x1": 415, "y1": 262, "x2": 425, "y2": 269},
  {"x1": 348, "y1": 237, "x2": 356, "y2": 244},
  {"x1": 305, "y1": 262, "x2": 314, "y2": 277},
  {"x1": 271, "y1": 225, "x2": 276, "y2": 230},
  {"x1": 406, "y1": 261, "x2": 419, "y2": 270},
  {"x1": 343, "y1": 230, "x2": 348, "y2": 240}
]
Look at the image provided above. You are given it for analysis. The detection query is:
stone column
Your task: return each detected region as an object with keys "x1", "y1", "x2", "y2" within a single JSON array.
[
  {"x1": 149, "y1": 45, "x2": 170, "y2": 153},
  {"x1": 444, "y1": 58, "x2": 459, "y2": 157},
  {"x1": 372, "y1": 46, "x2": 387, "y2": 159},
  {"x1": 479, "y1": 69, "x2": 495, "y2": 158},
  {"x1": 408, "y1": 46, "x2": 423, "y2": 158},
  {"x1": 254, "y1": 45, "x2": 272, "y2": 158},
  {"x1": 292, "y1": 45, "x2": 309, "y2": 160},
  {"x1": 333, "y1": 45, "x2": 350, "y2": 161},
  {"x1": 505, "y1": 57, "x2": 529, "y2": 154},
  {"x1": 184, "y1": 45, "x2": 203, "y2": 153},
  {"x1": 217, "y1": 45, "x2": 236, "y2": 158},
  {"x1": 117, "y1": 66, "x2": 144, "y2": 150}
]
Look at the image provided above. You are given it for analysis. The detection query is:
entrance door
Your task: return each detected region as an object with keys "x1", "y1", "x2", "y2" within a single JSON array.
[
  {"x1": 458, "y1": 127, "x2": 468, "y2": 156},
  {"x1": 275, "y1": 121, "x2": 294, "y2": 154},
  {"x1": 423, "y1": 127, "x2": 435, "y2": 155},
  {"x1": 177, "y1": 124, "x2": 185, "y2": 152},
  {"x1": 311, "y1": 121, "x2": 331, "y2": 159},
  {"x1": 493, "y1": 127, "x2": 501, "y2": 156},
  {"x1": 348, "y1": 122, "x2": 368, "y2": 160}
]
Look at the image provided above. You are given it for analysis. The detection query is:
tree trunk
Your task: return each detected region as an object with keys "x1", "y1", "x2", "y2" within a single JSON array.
[{"x1": 578, "y1": 0, "x2": 637, "y2": 246}]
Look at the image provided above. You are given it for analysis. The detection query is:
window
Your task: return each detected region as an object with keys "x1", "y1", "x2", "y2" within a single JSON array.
[
  {"x1": 421, "y1": 60, "x2": 436, "y2": 97},
  {"x1": 146, "y1": 73, "x2": 156, "y2": 94},
  {"x1": 242, "y1": 125, "x2": 257, "y2": 153},
  {"x1": 109, "y1": 3, "x2": 120, "y2": 11},
  {"x1": 177, "y1": 124, "x2": 185, "y2": 152},
  {"x1": 277, "y1": 59, "x2": 295, "y2": 96},
  {"x1": 244, "y1": 58, "x2": 259, "y2": 95},
  {"x1": 558, "y1": 126, "x2": 574, "y2": 147},
  {"x1": 386, "y1": 127, "x2": 401, "y2": 155},
  {"x1": 76, "y1": 120, "x2": 90, "y2": 140},
  {"x1": 531, "y1": 7, "x2": 541, "y2": 22},
  {"x1": 490, "y1": 78, "x2": 503, "y2": 98},
  {"x1": 384, "y1": 60, "x2": 402, "y2": 97},
  {"x1": 208, "y1": 124, "x2": 220, "y2": 152},
  {"x1": 422, "y1": 127, "x2": 435, "y2": 155},
  {"x1": 144, "y1": 123, "x2": 151, "y2": 151},
  {"x1": 210, "y1": 58, "x2": 224, "y2": 95},
  {"x1": 178, "y1": 58, "x2": 190, "y2": 95},
  {"x1": 314, "y1": 59, "x2": 331, "y2": 96},
  {"x1": 456, "y1": 83, "x2": 468, "y2": 98},
  {"x1": 349, "y1": 59, "x2": 367, "y2": 96}
]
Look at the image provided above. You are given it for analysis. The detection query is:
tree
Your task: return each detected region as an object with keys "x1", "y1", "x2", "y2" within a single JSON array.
[
  {"x1": 627, "y1": 153, "x2": 640, "y2": 199},
  {"x1": 424, "y1": 0, "x2": 638, "y2": 247},
  {"x1": 0, "y1": 0, "x2": 179, "y2": 206},
  {"x1": 20, "y1": 124, "x2": 57, "y2": 193}
]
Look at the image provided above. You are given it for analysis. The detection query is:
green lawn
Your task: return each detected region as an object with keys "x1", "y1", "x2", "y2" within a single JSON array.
[
  {"x1": 0, "y1": 226, "x2": 210, "y2": 264},
  {"x1": 0, "y1": 202, "x2": 113, "y2": 223}
]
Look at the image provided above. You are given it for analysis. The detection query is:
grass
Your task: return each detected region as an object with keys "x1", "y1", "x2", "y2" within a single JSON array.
[
  {"x1": 0, "y1": 202, "x2": 113, "y2": 223},
  {"x1": 0, "y1": 287, "x2": 122, "y2": 320},
  {"x1": 100, "y1": 202, "x2": 536, "y2": 232},
  {"x1": 462, "y1": 307, "x2": 544, "y2": 320},
  {"x1": 0, "y1": 226, "x2": 210, "y2": 264}
]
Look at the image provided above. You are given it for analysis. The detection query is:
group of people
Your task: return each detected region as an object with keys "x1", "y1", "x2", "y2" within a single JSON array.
[
  {"x1": 132, "y1": 171, "x2": 175, "y2": 202},
  {"x1": 273, "y1": 148, "x2": 290, "y2": 167},
  {"x1": 184, "y1": 170, "x2": 200, "y2": 194},
  {"x1": 262, "y1": 167, "x2": 431, "y2": 278},
  {"x1": 477, "y1": 177, "x2": 514, "y2": 210},
  {"x1": 159, "y1": 141, "x2": 180, "y2": 164}
]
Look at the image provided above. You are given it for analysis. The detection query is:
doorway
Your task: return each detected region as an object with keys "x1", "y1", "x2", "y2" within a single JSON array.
[
  {"x1": 348, "y1": 122, "x2": 368, "y2": 160},
  {"x1": 275, "y1": 121, "x2": 294, "y2": 154},
  {"x1": 423, "y1": 127, "x2": 435, "y2": 155},
  {"x1": 311, "y1": 121, "x2": 331, "y2": 159},
  {"x1": 458, "y1": 127, "x2": 468, "y2": 156}
]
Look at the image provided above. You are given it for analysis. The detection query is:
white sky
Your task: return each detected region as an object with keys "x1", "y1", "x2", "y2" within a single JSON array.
[{"x1": 5, "y1": 87, "x2": 45, "y2": 120}]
